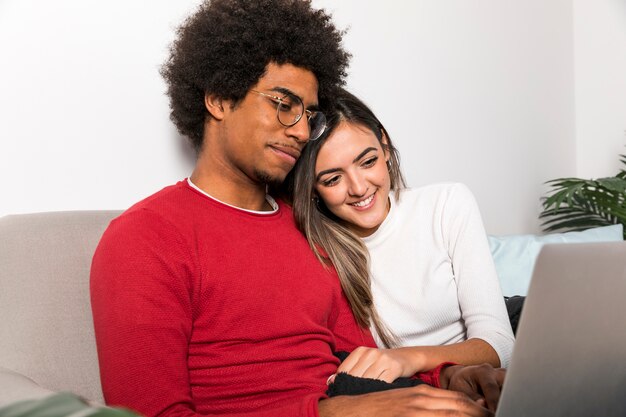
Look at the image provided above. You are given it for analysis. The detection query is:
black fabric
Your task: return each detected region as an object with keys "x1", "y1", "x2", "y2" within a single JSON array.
[
  {"x1": 327, "y1": 351, "x2": 425, "y2": 397},
  {"x1": 504, "y1": 296, "x2": 526, "y2": 335}
]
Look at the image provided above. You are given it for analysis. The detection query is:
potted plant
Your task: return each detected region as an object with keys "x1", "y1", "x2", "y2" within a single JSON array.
[{"x1": 540, "y1": 154, "x2": 626, "y2": 239}]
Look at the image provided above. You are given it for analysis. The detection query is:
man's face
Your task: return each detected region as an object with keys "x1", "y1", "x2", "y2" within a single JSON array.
[{"x1": 215, "y1": 62, "x2": 319, "y2": 187}]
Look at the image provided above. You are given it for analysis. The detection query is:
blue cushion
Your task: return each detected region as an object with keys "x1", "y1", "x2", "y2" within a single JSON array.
[{"x1": 488, "y1": 224, "x2": 624, "y2": 296}]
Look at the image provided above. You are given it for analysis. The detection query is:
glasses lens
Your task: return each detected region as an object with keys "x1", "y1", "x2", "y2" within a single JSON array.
[
  {"x1": 276, "y1": 94, "x2": 304, "y2": 127},
  {"x1": 308, "y1": 112, "x2": 327, "y2": 141}
]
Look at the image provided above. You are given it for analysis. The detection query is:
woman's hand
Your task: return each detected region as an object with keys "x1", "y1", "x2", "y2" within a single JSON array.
[{"x1": 332, "y1": 346, "x2": 425, "y2": 383}]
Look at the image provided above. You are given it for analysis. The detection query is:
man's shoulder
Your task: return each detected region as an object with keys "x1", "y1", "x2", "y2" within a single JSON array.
[
  {"x1": 102, "y1": 181, "x2": 195, "y2": 239},
  {"x1": 124, "y1": 181, "x2": 189, "y2": 214}
]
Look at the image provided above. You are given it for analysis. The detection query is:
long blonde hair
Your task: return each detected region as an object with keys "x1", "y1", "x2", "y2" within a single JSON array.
[{"x1": 288, "y1": 89, "x2": 406, "y2": 348}]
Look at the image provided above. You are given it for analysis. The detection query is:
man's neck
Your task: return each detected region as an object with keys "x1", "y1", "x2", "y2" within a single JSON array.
[{"x1": 190, "y1": 165, "x2": 271, "y2": 212}]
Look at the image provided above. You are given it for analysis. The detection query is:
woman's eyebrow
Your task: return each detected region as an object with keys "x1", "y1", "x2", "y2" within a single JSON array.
[
  {"x1": 353, "y1": 147, "x2": 377, "y2": 162},
  {"x1": 316, "y1": 167, "x2": 341, "y2": 181}
]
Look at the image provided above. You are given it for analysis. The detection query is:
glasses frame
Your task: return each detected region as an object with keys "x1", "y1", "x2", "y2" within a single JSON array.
[{"x1": 250, "y1": 89, "x2": 326, "y2": 141}]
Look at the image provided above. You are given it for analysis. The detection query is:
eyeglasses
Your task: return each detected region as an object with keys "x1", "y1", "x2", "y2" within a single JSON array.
[{"x1": 250, "y1": 89, "x2": 326, "y2": 141}]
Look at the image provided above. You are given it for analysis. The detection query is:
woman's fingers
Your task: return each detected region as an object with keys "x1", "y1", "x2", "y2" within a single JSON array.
[{"x1": 335, "y1": 347, "x2": 402, "y2": 382}]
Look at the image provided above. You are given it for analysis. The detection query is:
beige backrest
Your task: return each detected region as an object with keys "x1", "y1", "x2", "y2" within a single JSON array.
[{"x1": 0, "y1": 211, "x2": 122, "y2": 404}]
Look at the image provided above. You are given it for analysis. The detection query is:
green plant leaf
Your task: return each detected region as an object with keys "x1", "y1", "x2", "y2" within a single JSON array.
[
  {"x1": 596, "y1": 177, "x2": 626, "y2": 194},
  {"x1": 540, "y1": 152, "x2": 626, "y2": 238}
]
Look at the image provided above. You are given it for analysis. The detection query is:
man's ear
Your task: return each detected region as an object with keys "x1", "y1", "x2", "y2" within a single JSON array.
[{"x1": 205, "y1": 93, "x2": 225, "y2": 120}]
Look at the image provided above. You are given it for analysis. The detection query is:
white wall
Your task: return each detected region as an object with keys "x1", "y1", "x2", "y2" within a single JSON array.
[
  {"x1": 317, "y1": 0, "x2": 576, "y2": 234},
  {"x1": 0, "y1": 0, "x2": 199, "y2": 215},
  {"x1": 0, "y1": 1, "x2": 620, "y2": 234},
  {"x1": 573, "y1": 0, "x2": 626, "y2": 179}
]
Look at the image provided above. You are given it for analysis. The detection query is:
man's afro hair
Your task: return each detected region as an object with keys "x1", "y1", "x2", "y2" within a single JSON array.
[{"x1": 161, "y1": 0, "x2": 351, "y2": 151}]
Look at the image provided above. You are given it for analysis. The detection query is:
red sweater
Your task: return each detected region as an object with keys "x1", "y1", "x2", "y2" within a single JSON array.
[{"x1": 91, "y1": 180, "x2": 440, "y2": 417}]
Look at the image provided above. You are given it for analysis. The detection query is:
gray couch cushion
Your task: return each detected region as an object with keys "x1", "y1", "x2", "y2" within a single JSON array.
[
  {"x1": 0, "y1": 211, "x2": 122, "y2": 404},
  {"x1": 0, "y1": 367, "x2": 54, "y2": 407}
]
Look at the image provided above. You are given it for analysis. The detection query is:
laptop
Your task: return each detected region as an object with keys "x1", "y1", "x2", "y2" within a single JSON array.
[{"x1": 496, "y1": 241, "x2": 626, "y2": 416}]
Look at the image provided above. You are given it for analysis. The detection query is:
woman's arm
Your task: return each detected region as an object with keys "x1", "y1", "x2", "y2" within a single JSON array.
[
  {"x1": 336, "y1": 184, "x2": 513, "y2": 384},
  {"x1": 442, "y1": 184, "x2": 515, "y2": 368},
  {"x1": 334, "y1": 338, "x2": 499, "y2": 383}
]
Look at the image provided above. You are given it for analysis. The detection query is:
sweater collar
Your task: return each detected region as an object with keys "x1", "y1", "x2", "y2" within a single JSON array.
[{"x1": 186, "y1": 178, "x2": 279, "y2": 215}]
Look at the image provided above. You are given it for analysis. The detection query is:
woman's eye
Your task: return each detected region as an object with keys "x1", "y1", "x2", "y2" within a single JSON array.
[
  {"x1": 362, "y1": 156, "x2": 378, "y2": 167},
  {"x1": 322, "y1": 176, "x2": 340, "y2": 187}
]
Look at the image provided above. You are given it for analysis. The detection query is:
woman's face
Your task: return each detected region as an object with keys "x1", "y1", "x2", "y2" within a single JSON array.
[{"x1": 314, "y1": 121, "x2": 391, "y2": 237}]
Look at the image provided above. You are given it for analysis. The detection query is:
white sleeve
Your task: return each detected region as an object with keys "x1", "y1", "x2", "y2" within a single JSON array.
[{"x1": 441, "y1": 183, "x2": 515, "y2": 368}]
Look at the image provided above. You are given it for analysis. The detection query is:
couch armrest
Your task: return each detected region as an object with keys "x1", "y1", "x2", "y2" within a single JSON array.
[{"x1": 0, "y1": 367, "x2": 55, "y2": 408}]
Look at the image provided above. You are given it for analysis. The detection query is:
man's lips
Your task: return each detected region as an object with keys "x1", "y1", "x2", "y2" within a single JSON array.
[{"x1": 270, "y1": 144, "x2": 301, "y2": 163}]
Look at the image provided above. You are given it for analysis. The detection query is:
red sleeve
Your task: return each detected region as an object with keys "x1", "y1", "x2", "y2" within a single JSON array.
[
  {"x1": 415, "y1": 362, "x2": 457, "y2": 388},
  {"x1": 327, "y1": 290, "x2": 377, "y2": 352},
  {"x1": 91, "y1": 210, "x2": 198, "y2": 416}
]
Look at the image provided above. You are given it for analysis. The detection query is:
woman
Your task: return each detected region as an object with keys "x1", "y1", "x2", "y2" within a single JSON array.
[{"x1": 289, "y1": 89, "x2": 514, "y2": 383}]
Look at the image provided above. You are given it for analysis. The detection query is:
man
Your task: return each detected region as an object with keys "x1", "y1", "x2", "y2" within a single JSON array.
[{"x1": 90, "y1": 1, "x2": 503, "y2": 416}]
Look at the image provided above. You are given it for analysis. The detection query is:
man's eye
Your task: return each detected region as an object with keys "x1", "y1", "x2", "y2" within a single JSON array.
[{"x1": 278, "y1": 99, "x2": 294, "y2": 112}]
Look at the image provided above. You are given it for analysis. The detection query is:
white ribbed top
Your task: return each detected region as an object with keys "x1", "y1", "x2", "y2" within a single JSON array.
[{"x1": 363, "y1": 183, "x2": 514, "y2": 367}]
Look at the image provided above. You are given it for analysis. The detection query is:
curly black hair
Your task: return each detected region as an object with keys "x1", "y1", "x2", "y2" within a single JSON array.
[{"x1": 161, "y1": 0, "x2": 351, "y2": 151}]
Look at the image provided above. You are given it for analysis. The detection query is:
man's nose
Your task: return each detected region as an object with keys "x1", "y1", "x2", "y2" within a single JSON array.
[{"x1": 285, "y1": 114, "x2": 310, "y2": 144}]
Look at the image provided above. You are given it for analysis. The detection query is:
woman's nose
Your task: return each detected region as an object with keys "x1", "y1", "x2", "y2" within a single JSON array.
[{"x1": 348, "y1": 175, "x2": 368, "y2": 197}]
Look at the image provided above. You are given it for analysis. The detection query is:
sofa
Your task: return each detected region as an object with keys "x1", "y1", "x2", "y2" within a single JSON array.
[
  {"x1": 0, "y1": 211, "x2": 121, "y2": 407},
  {"x1": 1, "y1": 210, "x2": 622, "y2": 410}
]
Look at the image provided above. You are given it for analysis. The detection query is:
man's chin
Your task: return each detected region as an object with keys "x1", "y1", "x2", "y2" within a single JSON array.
[{"x1": 254, "y1": 169, "x2": 287, "y2": 190}]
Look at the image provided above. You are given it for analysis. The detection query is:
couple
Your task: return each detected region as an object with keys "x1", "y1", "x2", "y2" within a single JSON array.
[{"x1": 90, "y1": 1, "x2": 512, "y2": 416}]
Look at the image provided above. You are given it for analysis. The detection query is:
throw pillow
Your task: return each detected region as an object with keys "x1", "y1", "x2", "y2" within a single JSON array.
[{"x1": 488, "y1": 224, "x2": 623, "y2": 296}]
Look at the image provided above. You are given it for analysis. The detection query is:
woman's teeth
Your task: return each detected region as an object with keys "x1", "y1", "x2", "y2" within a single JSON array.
[{"x1": 351, "y1": 194, "x2": 374, "y2": 207}]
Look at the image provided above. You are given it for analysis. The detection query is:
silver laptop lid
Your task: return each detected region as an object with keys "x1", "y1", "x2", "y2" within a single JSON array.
[{"x1": 497, "y1": 241, "x2": 626, "y2": 417}]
